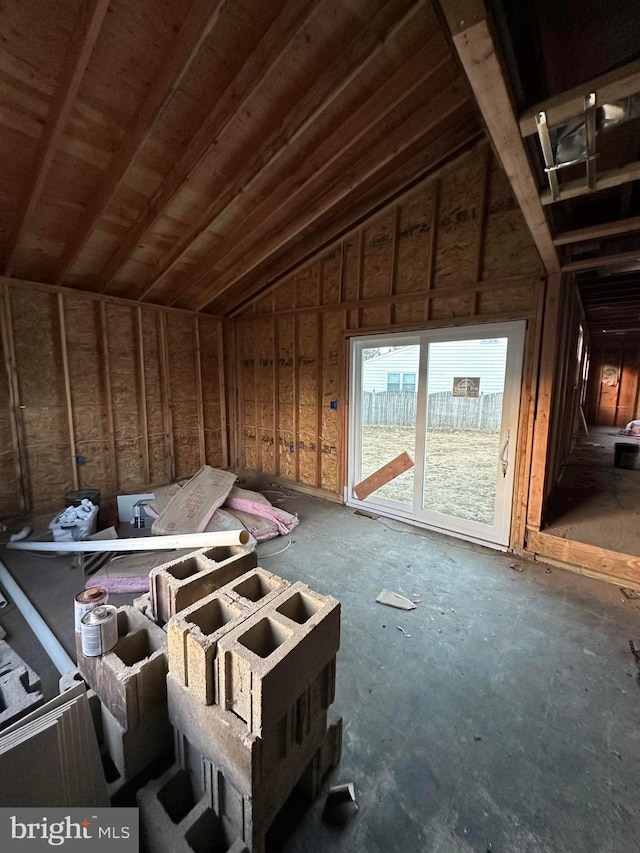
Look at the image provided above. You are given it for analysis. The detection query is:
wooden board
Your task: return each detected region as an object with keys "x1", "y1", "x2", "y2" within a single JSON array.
[{"x1": 353, "y1": 451, "x2": 414, "y2": 500}]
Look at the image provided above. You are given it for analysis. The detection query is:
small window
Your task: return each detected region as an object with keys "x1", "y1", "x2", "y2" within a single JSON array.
[
  {"x1": 387, "y1": 373, "x2": 400, "y2": 391},
  {"x1": 402, "y1": 373, "x2": 416, "y2": 392}
]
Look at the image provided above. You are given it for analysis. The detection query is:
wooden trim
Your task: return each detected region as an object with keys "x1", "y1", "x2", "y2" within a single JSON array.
[
  {"x1": 520, "y1": 59, "x2": 640, "y2": 137},
  {"x1": 57, "y1": 293, "x2": 79, "y2": 491},
  {"x1": 1, "y1": 0, "x2": 110, "y2": 275},
  {"x1": 553, "y1": 216, "x2": 640, "y2": 246},
  {"x1": 561, "y1": 248, "x2": 640, "y2": 273},
  {"x1": 338, "y1": 308, "x2": 349, "y2": 497},
  {"x1": 194, "y1": 317, "x2": 206, "y2": 468},
  {"x1": 55, "y1": 0, "x2": 227, "y2": 285},
  {"x1": 0, "y1": 275, "x2": 221, "y2": 320},
  {"x1": 98, "y1": 302, "x2": 118, "y2": 494},
  {"x1": 525, "y1": 528, "x2": 640, "y2": 588},
  {"x1": 136, "y1": 307, "x2": 150, "y2": 484},
  {"x1": 0, "y1": 282, "x2": 28, "y2": 510},
  {"x1": 217, "y1": 320, "x2": 229, "y2": 468},
  {"x1": 439, "y1": 0, "x2": 560, "y2": 275},
  {"x1": 526, "y1": 273, "x2": 562, "y2": 528},
  {"x1": 541, "y1": 160, "x2": 640, "y2": 205},
  {"x1": 158, "y1": 312, "x2": 175, "y2": 482}
]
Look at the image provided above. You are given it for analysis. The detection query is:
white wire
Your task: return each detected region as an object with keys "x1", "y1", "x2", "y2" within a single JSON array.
[{"x1": 258, "y1": 539, "x2": 293, "y2": 558}]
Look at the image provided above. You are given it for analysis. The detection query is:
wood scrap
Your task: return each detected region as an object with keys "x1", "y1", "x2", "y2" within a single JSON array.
[
  {"x1": 353, "y1": 451, "x2": 414, "y2": 500},
  {"x1": 376, "y1": 589, "x2": 417, "y2": 610}
]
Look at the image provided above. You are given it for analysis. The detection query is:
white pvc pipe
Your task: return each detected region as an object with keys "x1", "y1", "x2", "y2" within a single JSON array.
[
  {"x1": 0, "y1": 560, "x2": 75, "y2": 675},
  {"x1": 4, "y1": 528, "x2": 250, "y2": 553}
]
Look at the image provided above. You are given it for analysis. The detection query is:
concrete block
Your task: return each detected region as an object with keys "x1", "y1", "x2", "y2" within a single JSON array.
[
  {"x1": 0, "y1": 640, "x2": 43, "y2": 730},
  {"x1": 137, "y1": 764, "x2": 248, "y2": 853},
  {"x1": 101, "y1": 702, "x2": 173, "y2": 783},
  {"x1": 217, "y1": 583, "x2": 340, "y2": 736},
  {"x1": 298, "y1": 709, "x2": 343, "y2": 801},
  {"x1": 76, "y1": 605, "x2": 168, "y2": 730},
  {"x1": 167, "y1": 567, "x2": 290, "y2": 704},
  {"x1": 150, "y1": 546, "x2": 257, "y2": 625},
  {"x1": 132, "y1": 592, "x2": 154, "y2": 621}
]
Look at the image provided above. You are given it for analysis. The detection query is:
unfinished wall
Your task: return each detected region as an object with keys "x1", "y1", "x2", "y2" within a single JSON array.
[
  {"x1": 230, "y1": 143, "x2": 546, "y2": 532},
  {"x1": 585, "y1": 343, "x2": 640, "y2": 427},
  {"x1": 0, "y1": 280, "x2": 226, "y2": 516}
]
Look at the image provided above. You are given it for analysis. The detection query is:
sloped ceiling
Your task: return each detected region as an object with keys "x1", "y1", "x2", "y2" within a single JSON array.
[{"x1": 0, "y1": 0, "x2": 481, "y2": 315}]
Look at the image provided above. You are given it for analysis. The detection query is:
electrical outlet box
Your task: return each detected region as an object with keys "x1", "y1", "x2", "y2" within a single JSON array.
[{"x1": 330, "y1": 400, "x2": 338, "y2": 410}]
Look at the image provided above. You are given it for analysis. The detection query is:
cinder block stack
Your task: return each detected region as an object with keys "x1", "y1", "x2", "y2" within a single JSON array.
[{"x1": 138, "y1": 550, "x2": 343, "y2": 853}]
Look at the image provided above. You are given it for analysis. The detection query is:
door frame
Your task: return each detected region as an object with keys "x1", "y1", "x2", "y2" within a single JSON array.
[{"x1": 346, "y1": 321, "x2": 527, "y2": 550}]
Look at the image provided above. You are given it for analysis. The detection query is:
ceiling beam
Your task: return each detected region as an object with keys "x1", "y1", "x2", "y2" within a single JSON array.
[
  {"x1": 134, "y1": 0, "x2": 435, "y2": 303},
  {"x1": 189, "y1": 73, "x2": 470, "y2": 311},
  {"x1": 0, "y1": 0, "x2": 110, "y2": 276},
  {"x1": 438, "y1": 0, "x2": 560, "y2": 275},
  {"x1": 520, "y1": 59, "x2": 640, "y2": 138},
  {"x1": 541, "y1": 160, "x2": 640, "y2": 205},
  {"x1": 96, "y1": 0, "x2": 321, "y2": 292},
  {"x1": 53, "y1": 0, "x2": 228, "y2": 284},
  {"x1": 562, "y1": 249, "x2": 640, "y2": 273},
  {"x1": 553, "y1": 216, "x2": 640, "y2": 246}
]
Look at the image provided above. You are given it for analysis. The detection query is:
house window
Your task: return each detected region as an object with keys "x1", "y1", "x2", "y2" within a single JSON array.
[
  {"x1": 402, "y1": 373, "x2": 416, "y2": 392},
  {"x1": 387, "y1": 373, "x2": 401, "y2": 391}
]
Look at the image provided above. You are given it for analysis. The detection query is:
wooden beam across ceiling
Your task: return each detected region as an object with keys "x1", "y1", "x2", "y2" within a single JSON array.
[
  {"x1": 520, "y1": 59, "x2": 640, "y2": 138},
  {"x1": 562, "y1": 248, "x2": 640, "y2": 273},
  {"x1": 541, "y1": 160, "x2": 640, "y2": 205},
  {"x1": 438, "y1": 0, "x2": 560, "y2": 275},
  {"x1": 53, "y1": 0, "x2": 229, "y2": 285},
  {"x1": 553, "y1": 215, "x2": 640, "y2": 246},
  {"x1": 0, "y1": 0, "x2": 111, "y2": 276}
]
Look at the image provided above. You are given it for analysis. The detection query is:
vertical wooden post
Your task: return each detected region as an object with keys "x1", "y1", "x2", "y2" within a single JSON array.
[
  {"x1": 315, "y1": 307, "x2": 324, "y2": 489},
  {"x1": 356, "y1": 230, "x2": 365, "y2": 329},
  {"x1": 473, "y1": 146, "x2": 491, "y2": 314},
  {"x1": 136, "y1": 306, "x2": 150, "y2": 484},
  {"x1": 218, "y1": 319, "x2": 229, "y2": 468},
  {"x1": 293, "y1": 310, "x2": 300, "y2": 483},
  {"x1": 158, "y1": 311, "x2": 175, "y2": 482},
  {"x1": 273, "y1": 316, "x2": 280, "y2": 477},
  {"x1": 254, "y1": 319, "x2": 262, "y2": 473},
  {"x1": 389, "y1": 205, "x2": 401, "y2": 326},
  {"x1": 99, "y1": 301, "x2": 118, "y2": 494},
  {"x1": 0, "y1": 282, "x2": 29, "y2": 510},
  {"x1": 194, "y1": 317, "x2": 206, "y2": 468},
  {"x1": 426, "y1": 179, "x2": 439, "y2": 320},
  {"x1": 57, "y1": 293, "x2": 79, "y2": 490}
]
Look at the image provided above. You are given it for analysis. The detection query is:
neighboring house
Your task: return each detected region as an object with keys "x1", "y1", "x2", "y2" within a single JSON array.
[{"x1": 362, "y1": 339, "x2": 509, "y2": 395}]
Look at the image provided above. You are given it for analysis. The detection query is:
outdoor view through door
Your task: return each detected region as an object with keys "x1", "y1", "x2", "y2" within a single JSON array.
[{"x1": 348, "y1": 322, "x2": 525, "y2": 547}]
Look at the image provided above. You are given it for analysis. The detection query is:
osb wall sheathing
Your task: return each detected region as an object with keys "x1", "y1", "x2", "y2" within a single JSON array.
[
  {"x1": 0, "y1": 280, "x2": 226, "y2": 516},
  {"x1": 232, "y1": 144, "x2": 546, "y2": 510}
]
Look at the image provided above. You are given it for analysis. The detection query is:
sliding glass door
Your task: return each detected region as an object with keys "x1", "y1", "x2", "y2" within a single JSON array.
[{"x1": 348, "y1": 322, "x2": 526, "y2": 547}]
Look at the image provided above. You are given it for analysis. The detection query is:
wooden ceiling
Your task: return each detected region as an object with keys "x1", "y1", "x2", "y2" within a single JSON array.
[{"x1": 0, "y1": 0, "x2": 482, "y2": 316}]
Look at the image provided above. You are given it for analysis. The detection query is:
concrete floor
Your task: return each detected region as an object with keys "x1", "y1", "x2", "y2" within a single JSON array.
[
  {"x1": 545, "y1": 426, "x2": 640, "y2": 557},
  {"x1": 2, "y1": 488, "x2": 640, "y2": 851}
]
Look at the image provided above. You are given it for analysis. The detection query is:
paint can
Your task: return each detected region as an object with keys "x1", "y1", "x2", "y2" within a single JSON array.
[
  {"x1": 80, "y1": 605, "x2": 118, "y2": 657},
  {"x1": 74, "y1": 587, "x2": 109, "y2": 633}
]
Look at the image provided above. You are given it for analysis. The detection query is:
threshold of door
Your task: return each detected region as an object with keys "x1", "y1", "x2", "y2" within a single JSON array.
[{"x1": 345, "y1": 498, "x2": 507, "y2": 552}]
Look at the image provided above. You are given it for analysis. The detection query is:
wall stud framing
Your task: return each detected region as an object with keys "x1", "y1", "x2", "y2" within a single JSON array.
[
  {"x1": 98, "y1": 301, "x2": 118, "y2": 494},
  {"x1": 158, "y1": 311, "x2": 176, "y2": 482},
  {"x1": 0, "y1": 283, "x2": 29, "y2": 510},
  {"x1": 217, "y1": 320, "x2": 229, "y2": 468},
  {"x1": 194, "y1": 317, "x2": 207, "y2": 468},
  {"x1": 426, "y1": 178, "x2": 440, "y2": 320},
  {"x1": 57, "y1": 293, "x2": 79, "y2": 491},
  {"x1": 135, "y1": 306, "x2": 151, "y2": 484}
]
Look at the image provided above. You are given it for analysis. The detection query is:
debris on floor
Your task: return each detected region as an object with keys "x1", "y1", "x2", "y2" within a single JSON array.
[
  {"x1": 510, "y1": 562, "x2": 524, "y2": 572},
  {"x1": 376, "y1": 589, "x2": 417, "y2": 610},
  {"x1": 621, "y1": 587, "x2": 640, "y2": 600},
  {"x1": 354, "y1": 509, "x2": 380, "y2": 520},
  {"x1": 397, "y1": 625, "x2": 411, "y2": 637},
  {"x1": 628, "y1": 639, "x2": 640, "y2": 663},
  {"x1": 353, "y1": 450, "x2": 414, "y2": 500}
]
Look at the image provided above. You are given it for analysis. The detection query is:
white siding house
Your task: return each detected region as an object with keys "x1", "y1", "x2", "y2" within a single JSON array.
[{"x1": 362, "y1": 339, "x2": 508, "y2": 395}]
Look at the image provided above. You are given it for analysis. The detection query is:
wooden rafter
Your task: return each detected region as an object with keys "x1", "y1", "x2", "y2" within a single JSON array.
[
  {"x1": 53, "y1": 0, "x2": 228, "y2": 284},
  {"x1": 96, "y1": 0, "x2": 320, "y2": 292},
  {"x1": 541, "y1": 160, "x2": 640, "y2": 205},
  {"x1": 520, "y1": 59, "x2": 640, "y2": 137},
  {"x1": 189, "y1": 69, "x2": 469, "y2": 311},
  {"x1": 553, "y1": 216, "x2": 640, "y2": 246},
  {"x1": 0, "y1": 0, "x2": 110, "y2": 276},
  {"x1": 438, "y1": 0, "x2": 560, "y2": 275},
  {"x1": 133, "y1": 0, "x2": 434, "y2": 302},
  {"x1": 562, "y1": 249, "x2": 640, "y2": 273}
]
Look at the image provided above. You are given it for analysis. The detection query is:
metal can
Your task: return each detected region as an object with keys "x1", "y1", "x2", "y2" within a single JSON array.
[
  {"x1": 80, "y1": 605, "x2": 118, "y2": 657},
  {"x1": 74, "y1": 587, "x2": 109, "y2": 633}
]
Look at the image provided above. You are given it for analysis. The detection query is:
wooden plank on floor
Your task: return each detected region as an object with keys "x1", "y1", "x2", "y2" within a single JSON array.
[{"x1": 353, "y1": 451, "x2": 414, "y2": 500}]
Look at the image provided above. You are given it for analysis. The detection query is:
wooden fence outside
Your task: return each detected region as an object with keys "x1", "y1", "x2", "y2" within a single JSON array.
[{"x1": 362, "y1": 390, "x2": 504, "y2": 429}]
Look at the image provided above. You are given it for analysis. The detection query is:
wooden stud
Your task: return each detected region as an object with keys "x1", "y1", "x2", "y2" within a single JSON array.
[
  {"x1": 158, "y1": 312, "x2": 175, "y2": 482},
  {"x1": 561, "y1": 248, "x2": 640, "y2": 273},
  {"x1": 57, "y1": 293, "x2": 79, "y2": 491},
  {"x1": 293, "y1": 310, "x2": 300, "y2": 483},
  {"x1": 98, "y1": 302, "x2": 118, "y2": 495},
  {"x1": 315, "y1": 307, "x2": 324, "y2": 489},
  {"x1": 254, "y1": 320, "x2": 262, "y2": 473},
  {"x1": 0, "y1": 283, "x2": 29, "y2": 510},
  {"x1": 472, "y1": 146, "x2": 491, "y2": 313},
  {"x1": 425, "y1": 178, "x2": 439, "y2": 320},
  {"x1": 217, "y1": 320, "x2": 229, "y2": 468},
  {"x1": 194, "y1": 318, "x2": 207, "y2": 468},
  {"x1": 135, "y1": 307, "x2": 151, "y2": 484},
  {"x1": 553, "y1": 215, "x2": 640, "y2": 246},
  {"x1": 389, "y1": 205, "x2": 401, "y2": 325},
  {"x1": 356, "y1": 230, "x2": 365, "y2": 329},
  {"x1": 1, "y1": 0, "x2": 110, "y2": 275},
  {"x1": 273, "y1": 316, "x2": 280, "y2": 477},
  {"x1": 541, "y1": 161, "x2": 640, "y2": 206}
]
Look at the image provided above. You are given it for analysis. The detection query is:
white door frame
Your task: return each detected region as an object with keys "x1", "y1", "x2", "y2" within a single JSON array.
[{"x1": 347, "y1": 321, "x2": 526, "y2": 549}]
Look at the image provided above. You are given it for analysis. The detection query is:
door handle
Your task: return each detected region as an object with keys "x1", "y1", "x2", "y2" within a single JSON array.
[{"x1": 499, "y1": 430, "x2": 510, "y2": 477}]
